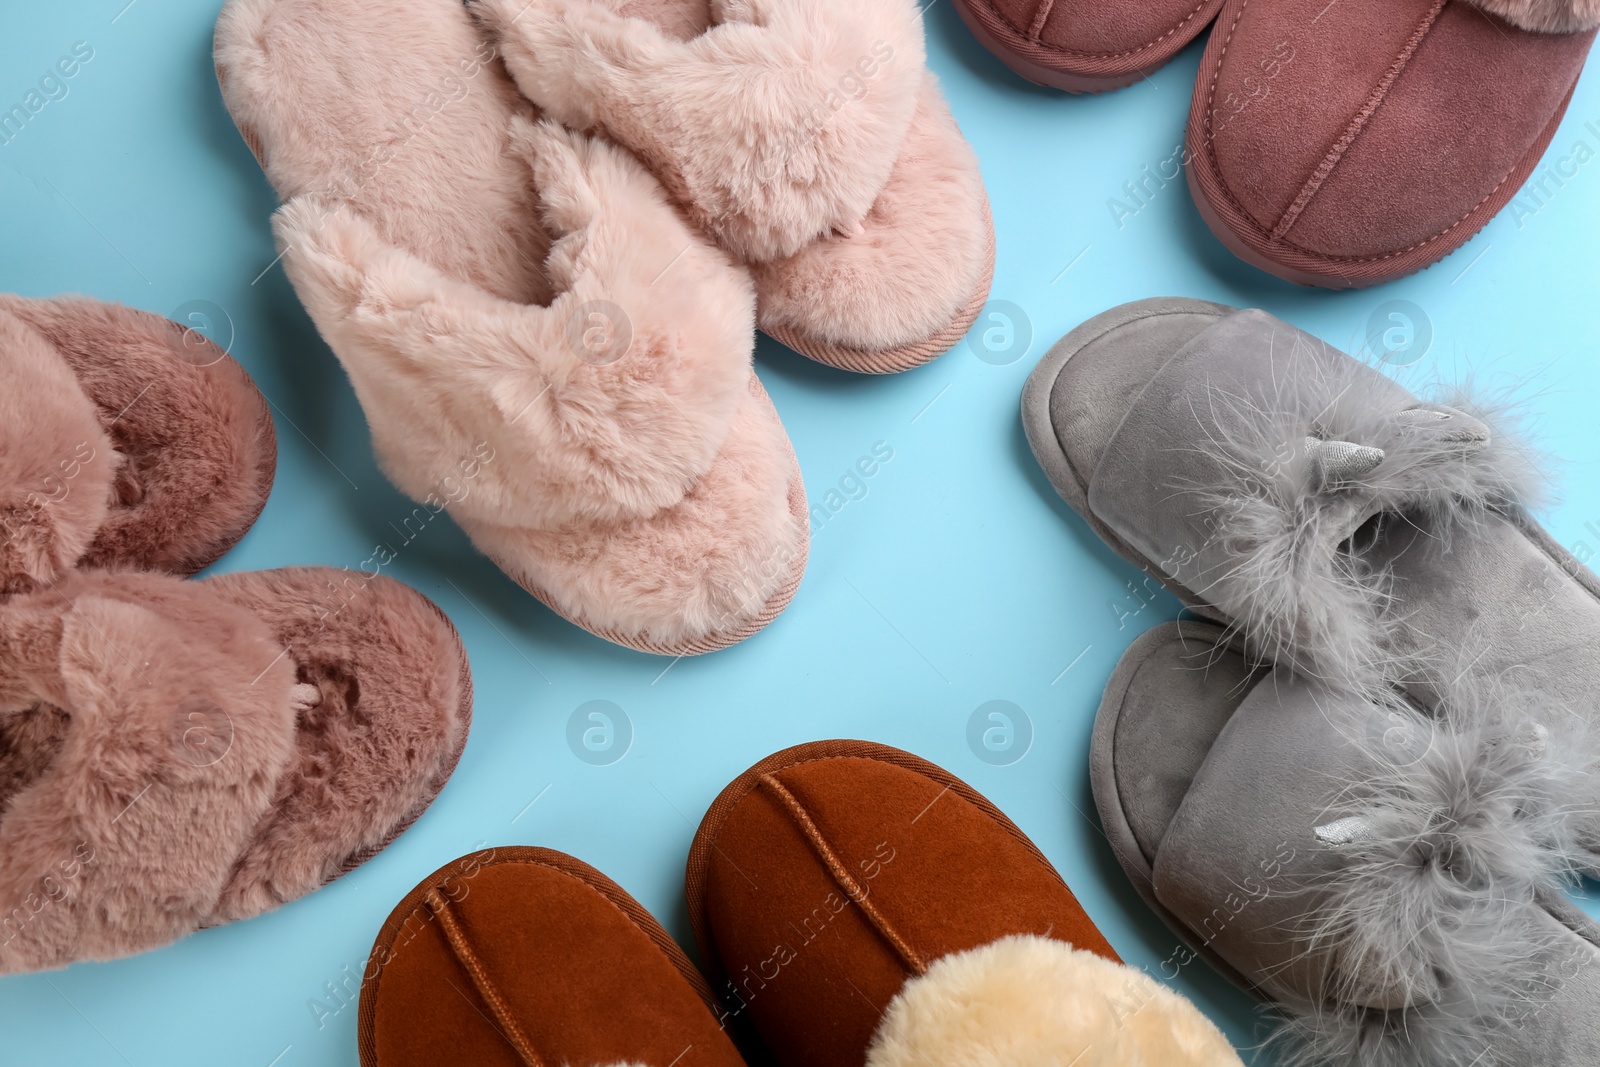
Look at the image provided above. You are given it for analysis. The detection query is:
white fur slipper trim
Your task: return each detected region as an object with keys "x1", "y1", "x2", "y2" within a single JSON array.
[
  {"x1": 865, "y1": 935, "x2": 1245, "y2": 1067},
  {"x1": 275, "y1": 117, "x2": 756, "y2": 533},
  {"x1": 1468, "y1": 0, "x2": 1600, "y2": 32},
  {"x1": 470, "y1": 0, "x2": 926, "y2": 262}
]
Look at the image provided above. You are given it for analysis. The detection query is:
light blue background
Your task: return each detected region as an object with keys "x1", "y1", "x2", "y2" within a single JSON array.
[{"x1": 3, "y1": 2, "x2": 1598, "y2": 1063}]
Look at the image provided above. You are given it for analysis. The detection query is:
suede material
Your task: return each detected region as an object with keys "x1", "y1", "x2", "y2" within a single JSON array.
[
  {"x1": 1085, "y1": 309, "x2": 1412, "y2": 607},
  {"x1": 1036, "y1": 0, "x2": 1222, "y2": 56},
  {"x1": 1150, "y1": 668, "x2": 1385, "y2": 1007},
  {"x1": 1372, "y1": 516, "x2": 1600, "y2": 716},
  {"x1": 0, "y1": 295, "x2": 276, "y2": 587},
  {"x1": 692, "y1": 744, "x2": 1117, "y2": 1066},
  {"x1": 1195, "y1": 0, "x2": 1595, "y2": 279},
  {"x1": 955, "y1": 0, "x2": 1224, "y2": 87},
  {"x1": 360, "y1": 848, "x2": 744, "y2": 1067},
  {"x1": 1108, "y1": 627, "x2": 1263, "y2": 871},
  {"x1": 1102, "y1": 623, "x2": 1600, "y2": 1064}
]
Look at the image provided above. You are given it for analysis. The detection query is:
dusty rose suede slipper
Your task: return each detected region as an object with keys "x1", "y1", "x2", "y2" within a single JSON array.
[
  {"x1": 1188, "y1": 0, "x2": 1598, "y2": 288},
  {"x1": 214, "y1": 0, "x2": 809, "y2": 655},
  {"x1": 356, "y1": 847, "x2": 745, "y2": 1067},
  {"x1": 0, "y1": 294, "x2": 276, "y2": 594},
  {"x1": 0, "y1": 566, "x2": 471, "y2": 974},
  {"x1": 952, "y1": 0, "x2": 1226, "y2": 92},
  {"x1": 468, "y1": 0, "x2": 996, "y2": 374}
]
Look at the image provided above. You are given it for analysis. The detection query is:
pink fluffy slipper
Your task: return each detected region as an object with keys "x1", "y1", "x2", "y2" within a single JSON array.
[
  {"x1": 0, "y1": 295, "x2": 276, "y2": 594},
  {"x1": 468, "y1": 0, "x2": 996, "y2": 374},
  {"x1": 213, "y1": 0, "x2": 809, "y2": 655},
  {"x1": 0, "y1": 566, "x2": 471, "y2": 974}
]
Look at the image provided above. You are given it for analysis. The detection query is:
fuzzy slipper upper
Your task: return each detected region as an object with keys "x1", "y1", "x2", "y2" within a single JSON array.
[
  {"x1": 469, "y1": 0, "x2": 995, "y2": 371},
  {"x1": 215, "y1": 0, "x2": 808, "y2": 654},
  {"x1": 0, "y1": 568, "x2": 469, "y2": 973},
  {"x1": 0, "y1": 296, "x2": 276, "y2": 594}
]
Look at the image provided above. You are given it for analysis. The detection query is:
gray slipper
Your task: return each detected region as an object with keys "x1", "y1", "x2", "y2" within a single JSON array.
[
  {"x1": 1022, "y1": 298, "x2": 1600, "y2": 703},
  {"x1": 1094, "y1": 619, "x2": 1600, "y2": 1066}
]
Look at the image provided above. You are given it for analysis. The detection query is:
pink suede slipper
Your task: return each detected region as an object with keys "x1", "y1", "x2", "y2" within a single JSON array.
[
  {"x1": 0, "y1": 566, "x2": 471, "y2": 974},
  {"x1": 0, "y1": 295, "x2": 276, "y2": 594},
  {"x1": 214, "y1": 0, "x2": 808, "y2": 655},
  {"x1": 1187, "y1": 0, "x2": 1598, "y2": 287},
  {"x1": 467, "y1": 0, "x2": 996, "y2": 374},
  {"x1": 952, "y1": 0, "x2": 1226, "y2": 92}
]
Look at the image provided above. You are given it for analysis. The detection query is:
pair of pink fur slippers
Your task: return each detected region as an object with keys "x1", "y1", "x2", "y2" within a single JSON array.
[
  {"x1": 212, "y1": 0, "x2": 994, "y2": 656},
  {"x1": 0, "y1": 296, "x2": 471, "y2": 975}
]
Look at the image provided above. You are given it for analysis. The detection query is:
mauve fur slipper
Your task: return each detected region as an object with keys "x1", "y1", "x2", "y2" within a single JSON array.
[
  {"x1": 0, "y1": 295, "x2": 276, "y2": 594},
  {"x1": 214, "y1": 0, "x2": 808, "y2": 655},
  {"x1": 468, "y1": 0, "x2": 996, "y2": 373},
  {"x1": 0, "y1": 566, "x2": 470, "y2": 974}
]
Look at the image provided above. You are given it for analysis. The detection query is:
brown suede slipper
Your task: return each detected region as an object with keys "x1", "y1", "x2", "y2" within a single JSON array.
[
  {"x1": 0, "y1": 294, "x2": 276, "y2": 593},
  {"x1": 685, "y1": 740, "x2": 1245, "y2": 1066},
  {"x1": 0, "y1": 566, "x2": 470, "y2": 974},
  {"x1": 1187, "y1": 0, "x2": 1598, "y2": 287},
  {"x1": 953, "y1": 0, "x2": 1226, "y2": 92},
  {"x1": 357, "y1": 847, "x2": 745, "y2": 1067}
]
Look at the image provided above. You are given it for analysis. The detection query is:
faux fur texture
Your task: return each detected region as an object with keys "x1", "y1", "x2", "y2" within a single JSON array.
[
  {"x1": 469, "y1": 0, "x2": 926, "y2": 262},
  {"x1": 1185, "y1": 364, "x2": 1543, "y2": 692},
  {"x1": 865, "y1": 935, "x2": 1245, "y2": 1067},
  {"x1": 749, "y1": 79, "x2": 992, "y2": 351},
  {"x1": 203, "y1": 567, "x2": 469, "y2": 921},
  {"x1": 0, "y1": 571, "x2": 295, "y2": 974},
  {"x1": 0, "y1": 296, "x2": 276, "y2": 589},
  {"x1": 279, "y1": 120, "x2": 752, "y2": 531},
  {"x1": 0, "y1": 568, "x2": 469, "y2": 972},
  {"x1": 278, "y1": 123, "x2": 804, "y2": 646},
  {"x1": 219, "y1": 0, "x2": 805, "y2": 649},
  {"x1": 1268, "y1": 685, "x2": 1600, "y2": 1066},
  {"x1": 1468, "y1": 0, "x2": 1600, "y2": 32},
  {"x1": 0, "y1": 309, "x2": 119, "y2": 593}
]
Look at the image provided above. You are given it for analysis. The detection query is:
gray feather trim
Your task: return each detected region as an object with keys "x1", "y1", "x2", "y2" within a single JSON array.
[
  {"x1": 1267, "y1": 682, "x2": 1600, "y2": 1067},
  {"x1": 1182, "y1": 361, "x2": 1547, "y2": 691}
]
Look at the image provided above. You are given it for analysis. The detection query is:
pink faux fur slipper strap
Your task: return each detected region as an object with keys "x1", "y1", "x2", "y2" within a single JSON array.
[
  {"x1": 1087, "y1": 309, "x2": 1527, "y2": 685},
  {"x1": 0, "y1": 568, "x2": 470, "y2": 974},
  {"x1": 275, "y1": 119, "x2": 755, "y2": 537},
  {"x1": 0, "y1": 308, "x2": 120, "y2": 592},
  {"x1": 0, "y1": 296, "x2": 276, "y2": 593},
  {"x1": 1468, "y1": 0, "x2": 1600, "y2": 33},
  {"x1": 469, "y1": 0, "x2": 928, "y2": 261}
]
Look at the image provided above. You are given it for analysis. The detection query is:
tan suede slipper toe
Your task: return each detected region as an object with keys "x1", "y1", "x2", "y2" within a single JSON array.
[
  {"x1": 357, "y1": 847, "x2": 746, "y2": 1067},
  {"x1": 685, "y1": 740, "x2": 1245, "y2": 1066}
]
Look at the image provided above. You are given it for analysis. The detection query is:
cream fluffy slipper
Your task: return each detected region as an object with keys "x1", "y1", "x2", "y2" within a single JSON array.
[
  {"x1": 0, "y1": 567, "x2": 470, "y2": 974},
  {"x1": 0, "y1": 294, "x2": 275, "y2": 593},
  {"x1": 214, "y1": 0, "x2": 808, "y2": 655},
  {"x1": 468, "y1": 0, "x2": 996, "y2": 373}
]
